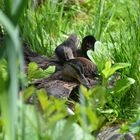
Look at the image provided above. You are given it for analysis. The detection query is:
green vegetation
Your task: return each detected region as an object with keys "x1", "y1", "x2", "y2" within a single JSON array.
[{"x1": 0, "y1": 0, "x2": 140, "y2": 140}]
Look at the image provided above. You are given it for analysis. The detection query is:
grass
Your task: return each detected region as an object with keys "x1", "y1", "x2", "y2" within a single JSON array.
[{"x1": 0, "y1": 0, "x2": 140, "y2": 139}]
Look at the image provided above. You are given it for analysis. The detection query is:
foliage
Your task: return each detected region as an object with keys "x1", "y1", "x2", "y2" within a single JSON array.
[
  {"x1": 0, "y1": 0, "x2": 140, "y2": 140},
  {"x1": 120, "y1": 111, "x2": 140, "y2": 138},
  {"x1": 27, "y1": 62, "x2": 55, "y2": 83},
  {"x1": 87, "y1": 51, "x2": 136, "y2": 120},
  {"x1": 19, "y1": 88, "x2": 95, "y2": 140},
  {"x1": 19, "y1": 0, "x2": 69, "y2": 56},
  {"x1": 0, "y1": 0, "x2": 27, "y2": 140}
]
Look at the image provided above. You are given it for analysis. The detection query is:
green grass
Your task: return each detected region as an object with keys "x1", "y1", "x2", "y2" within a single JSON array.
[{"x1": 0, "y1": 0, "x2": 140, "y2": 139}]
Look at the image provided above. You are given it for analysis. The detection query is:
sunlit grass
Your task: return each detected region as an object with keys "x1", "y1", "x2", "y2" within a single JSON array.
[{"x1": 0, "y1": 0, "x2": 140, "y2": 139}]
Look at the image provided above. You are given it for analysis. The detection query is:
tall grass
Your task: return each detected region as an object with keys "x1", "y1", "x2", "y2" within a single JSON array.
[
  {"x1": 107, "y1": 1, "x2": 140, "y2": 117},
  {"x1": 19, "y1": 0, "x2": 69, "y2": 56},
  {"x1": 85, "y1": 0, "x2": 140, "y2": 119},
  {"x1": 0, "y1": 0, "x2": 27, "y2": 140},
  {"x1": 0, "y1": 0, "x2": 140, "y2": 139}
]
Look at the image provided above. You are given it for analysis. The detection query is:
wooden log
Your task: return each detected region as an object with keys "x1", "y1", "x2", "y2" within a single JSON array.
[
  {"x1": 96, "y1": 126, "x2": 135, "y2": 140},
  {"x1": 32, "y1": 70, "x2": 78, "y2": 98},
  {"x1": 39, "y1": 80, "x2": 78, "y2": 98}
]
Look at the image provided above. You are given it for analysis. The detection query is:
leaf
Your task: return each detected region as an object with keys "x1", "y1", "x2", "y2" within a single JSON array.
[
  {"x1": 4, "y1": 0, "x2": 28, "y2": 24},
  {"x1": 102, "y1": 61, "x2": 131, "y2": 79},
  {"x1": 87, "y1": 50, "x2": 105, "y2": 72},
  {"x1": 37, "y1": 89, "x2": 48, "y2": 111},
  {"x1": 80, "y1": 85, "x2": 89, "y2": 99},
  {"x1": 129, "y1": 117, "x2": 140, "y2": 134},
  {"x1": 0, "y1": 11, "x2": 21, "y2": 51},
  {"x1": 90, "y1": 86, "x2": 106, "y2": 107},
  {"x1": 86, "y1": 106, "x2": 99, "y2": 131},
  {"x1": 87, "y1": 42, "x2": 110, "y2": 72},
  {"x1": 0, "y1": 9, "x2": 23, "y2": 140},
  {"x1": 46, "y1": 120, "x2": 94, "y2": 140},
  {"x1": 21, "y1": 105, "x2": 44, "y2": 140},
  {"x1": 94, "y1": 41, "x2": 103, "y2": 55},
  {"x1": 98, "y1": 109, "x2": 114, "y2": 114},
  {"x1": 24, "y1": 86, "x2": 36, "y2": 102},
  {"x1": 87, "y1": 50, "x2": 96, "y2": 64},
  {"x1": 102, "y1": 59, "x2": 112, "y2": 78},
  {"x1": 28, "y1": 62, "x2": 38, "y2": 74},
  {"x1": 113, "y1": 77, "x2": 135, "y2": 93},
  {"x1": 105, "y1": 59, "x2": 112, "y2": 70},
  {"x1": 27, "y1": 62, "x2": 55, "y2": 82},
  {"x1": 112, "y1": 63, "x2": 131, "y2": 71}
]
